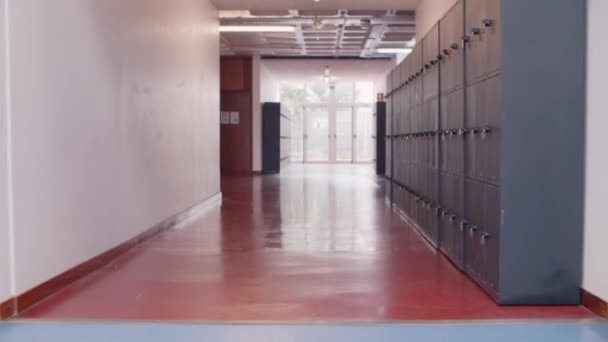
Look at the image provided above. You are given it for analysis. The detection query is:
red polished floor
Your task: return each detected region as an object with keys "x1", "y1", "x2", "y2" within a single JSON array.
[{"x1": 19, "y1": 164, "x2": 593, "y2": 321}]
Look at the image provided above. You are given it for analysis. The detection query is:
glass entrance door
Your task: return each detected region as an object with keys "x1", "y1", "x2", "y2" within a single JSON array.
[
  {"x1": 353, "y1": 105, "x2": 375, "y2": 163},
  {"x1": 305, "y1": 107, "x2": 330, "y2": 162},
  {"x1": 335, "y1": 107, "x2": 353, "y2": 162},
  {"x1": 299, "y1": 103, "x2": 374, "y2": 163}
]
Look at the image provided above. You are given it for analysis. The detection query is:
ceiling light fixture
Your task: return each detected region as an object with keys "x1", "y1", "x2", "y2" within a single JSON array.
[
  {"x1": 377, "y1": 48, "x2": 414, "y2": 54},
  {"x1": 219, "y1": 25, "x2": 296, "y2": 33}
]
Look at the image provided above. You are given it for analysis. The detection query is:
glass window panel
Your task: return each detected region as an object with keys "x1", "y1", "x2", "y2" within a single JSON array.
[
  {"x1": 306, "y1": 82, "x2": 330, "y2": 103},
  {"x1": 355, "y1": 82, "x2": 375, "y2": 103},
  {"x1": 290, "y1": 106, "x2": 304, "y2": 162},
  {"x1": 306, "y1": 107, "x2": 329, "y2": 162},
  {"x1": 355, "y1": 106, "x2": 375, "y2": 162},
  {"x1": 336, "y1": 107, "x2": 353, "y2": 162},
  {"x1": 280, "y1": 82, "x2": 306, "y2": 104},
  {"x1": 335, "y1": 82, "x2": 355, "y2": 103}
]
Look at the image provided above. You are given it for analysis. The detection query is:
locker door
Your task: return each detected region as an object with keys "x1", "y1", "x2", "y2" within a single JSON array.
[
  {"x1": 464, "y1": 178, "x2": 484, "y2": 279},
  {"x1": 439, "y1": 13, "x2": 454, "y2": 95},
  {"x1": 465, "y1": 82, "x2": 485, "y2": 181},
  {"x1": 482, "y1": 184, "x2": 500, "y2": 294},
  {"x1": 483, "y1": 75, "x2": 501, "y2": 185},
  {"x1": 449, "y1": 88, "x2": 465, "y2": 130},
  {"x1": 465, "y1": 0, "x2": 483, "y2": 83},
  {"x1": 431, "y1": 133, "x2": 439, "y2": 171},
  {"x1": 423, "y1": 25, "x2": 439, "y2": 102},
  {"x1": 481, "y1": 0, "x2": 501, "y2": 77},
  {"x1": 440, "y1": 1, "x2": 465, "y2": 93}
]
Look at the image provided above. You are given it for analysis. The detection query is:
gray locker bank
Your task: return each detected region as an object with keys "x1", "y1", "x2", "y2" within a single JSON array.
[{"x1": 384, "y1": 0, "x2": 586, "y2": 305}]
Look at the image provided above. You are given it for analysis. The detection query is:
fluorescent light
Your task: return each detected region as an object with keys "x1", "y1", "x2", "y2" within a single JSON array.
[
  {"x1": 377, "y1": 48, "x2": 414, "y2": 54},
  {"x1": 220, "y1": 25, "x2": 295, "y2": 33}
]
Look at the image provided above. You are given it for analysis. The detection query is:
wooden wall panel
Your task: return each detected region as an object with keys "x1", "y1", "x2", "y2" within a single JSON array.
[{"x1": 220, "y1": 56, "x2": 253, "y2": 175}]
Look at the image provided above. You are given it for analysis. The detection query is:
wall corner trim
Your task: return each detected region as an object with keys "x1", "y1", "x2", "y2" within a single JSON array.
[{"x1": 582, "y1": 289, "x2": 608, "y2": 319}]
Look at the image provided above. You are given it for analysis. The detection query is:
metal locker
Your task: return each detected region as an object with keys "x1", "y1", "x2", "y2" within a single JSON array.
[
  {"x1": 399, "y1": 186, "x2": 406, "y2": 215},
  {"x1": 423, "y1": 24, "x2": 440, "y2": 102},
  {"x1": 464, "y1": 178, "x2": 484, "y2": 280},
  {"x1": 477, "y1": 0, "x2": 501, "y2": 78},
  {"x1": 483, "y1": 75, "x2": 501, "y2": 185},
  {"x1": 466, "y1": 0, "x2": 501, "y2": 81},
  {"x1": 426, "y1": 198, "x2": 440, "y2": 245},
  {"x1": 440, "y1": 206, "x2": 454, "y2": 257},
  {"x1": 429, "y1": 168, "x2": 438, "y2": 203},
  {"x1": 464, "y1": 0, "x2": 483, "y2": 84},
  {"x1": 403, "y1": 188, "x2": 410, "y2": 217},
  {"x1": 439, "y1": 133, "x2": 449, "y2": 172},
  {"x1": 447, "y1": 132, "x2": 464, "y2": 176},
  {"x1": 392, "y1": 67, "x2": 400, "y2": 94},
  {"x1": 465, "y1": 131, "x2": 480, "y2": 180},
  {"x1": 431, "y1": 135, "x2": 439, "y2": 170},
  {"x1": 429, "y1": 98, "x2": 440, "y2": 133},
  {"x1": 385, "y1": 138, "x2": 392, "y2": 179},
  {"x1": 440, "y1": 1, "x2": 465, "y2": 93},
  {"x1": 394, "y1": 138, "x2": 400, "y2": 183},
  {"x1": 465, "y1": 80, "x2": 485, "y2": 128},
  {"x1": 440, "y1": 88, "x2": 465, "y2": 130},
  {"x1": 440, "y1": 172, "x2": 452, "y2": 214},
  {"x1": 440, "y1": 206, "x2": 464, "y2": 268},
  {"x1": 482, "y1": 184, "x2": 500, "y2": 294}
]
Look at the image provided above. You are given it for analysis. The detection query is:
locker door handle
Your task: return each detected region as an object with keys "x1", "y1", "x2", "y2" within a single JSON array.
[
  {"x1": 461, "y1": 36, "x2": 470, "y2": 43},
  {"x1": 472, "y1": 28, "x2": 482, "y2": 35},
  {"x1": 468, "y1": 225, "x2": 479, "y2": 233},
  {"x1": 460, "y1": 221, "x2": 468, "y2": 231},
  {"x1": 436, "y1": 55, "x2": 443, "y2": 61},
  {"x1": 482, "y1": 19, "x2": 494, "y2": 27},
  {"x1": 472, "y1": 128, "x2": 481, "y2": 134},
  {"x1": 441, "y1": 210, "x2": 450, "y2": 216},
  {"x1": 450, "y1": 129, "x2": 458, "y2": 135},
  {"x1": 430, "y1": 60, "x2": 437, "y2": 66},
  {"x1": 460, "y1": 128, "x2": 470, "y2": 135},
  {"x1": 482, "y1": 127, "x2": 492, "y2": 134},
  {"x1": 443, "y1": 49, "x2": 451, "y2": 56},
  {"x1": 449, "y1": 214, "x2": 457, "y2": 222},
  {"x1": 480, "y1": 232, "x2": 491, "y2": 242},
  {"x1": 451, "y1": 43, "x2": 459, "y2": 50},
  {"x1": 424, "y1": 64, "x2": 431, "y2": 69}
]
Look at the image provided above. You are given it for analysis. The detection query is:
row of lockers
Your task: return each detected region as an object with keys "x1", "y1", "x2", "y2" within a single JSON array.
[
  {"x1": 383, "y1": 0, "x2": 586, "y2": 306},
  {"x1": 391, "y1": 174, "x2": 500, "y2": 295},
  {"x1": 390, "y1": 130, "x2": 499, "y2": 186},
  {"x1": 389, "y1": 69, "x2": 500, "y2": 137},
  {"x1": 384, "y1": 0, "x2": 586, "y2": 305},
  {"x1": 384, "y1": 0, "x2": 503, "y2": 300}
]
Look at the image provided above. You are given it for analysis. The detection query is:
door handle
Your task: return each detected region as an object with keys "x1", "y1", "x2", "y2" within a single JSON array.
[
  {"x1": 480, "y1": 232, "x2": 491, "y2": 244},
  {"x1": 468, "y1": 225, "x2": 479, "y2": 234},
  {"x1": 472, "y1": 28, "x2": 481, "y2": 35},
  {"x1": 482, "y1": 19, "x2": 494, "y2": 27}
]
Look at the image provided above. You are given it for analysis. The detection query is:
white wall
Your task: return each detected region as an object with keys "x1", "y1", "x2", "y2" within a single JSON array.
[
  {"x1": 584, "y1": 0, "x2": 608, "y2": 302},
  {"x1": 0, "y1": 0, "x2": 13, "y2": 303},
  {"x1": 261, "y1": 58, "x2": 392, "y2": 95},
  {"x1": 415, "y1": 0, "x2": 458, "y2": 40},
  {"x1": 7, "y1": 0, "x2": 220, "y2": 295},
  {"x1": 252, "y1": 57, "x2": 279, "y2": 172}
]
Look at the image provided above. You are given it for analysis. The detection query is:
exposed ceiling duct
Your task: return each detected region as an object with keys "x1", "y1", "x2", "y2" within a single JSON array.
[{"x1": 220, "y1": 9, "x2": 416, "y2": 58}]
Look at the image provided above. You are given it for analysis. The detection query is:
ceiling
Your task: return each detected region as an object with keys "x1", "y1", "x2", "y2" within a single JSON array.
[
  {"x1": 220, "y1": 9, "x2": 416, "y2": 58},
  {"x1": 211, "y1": 0, "x2": 422, "y2": 11}
]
